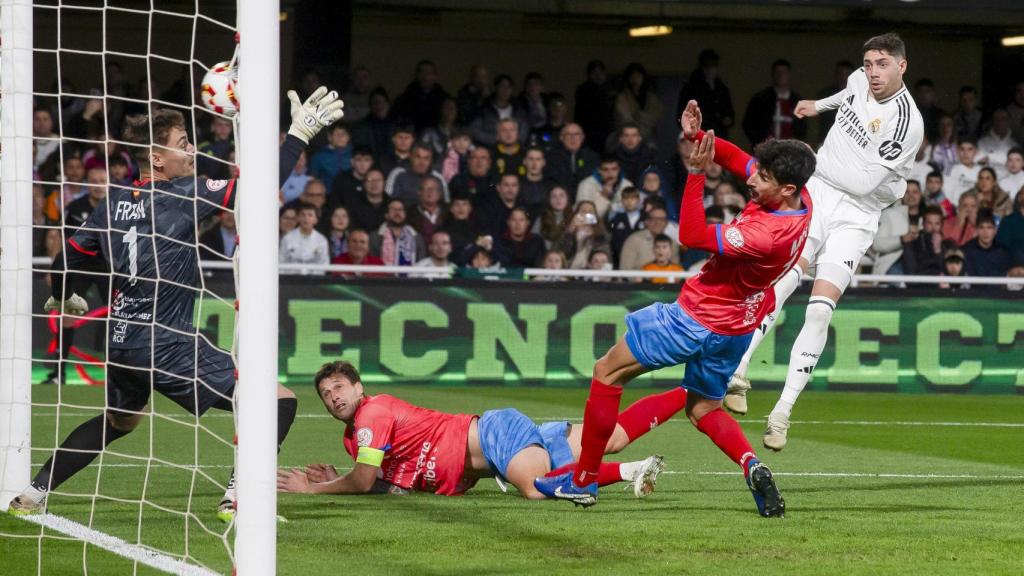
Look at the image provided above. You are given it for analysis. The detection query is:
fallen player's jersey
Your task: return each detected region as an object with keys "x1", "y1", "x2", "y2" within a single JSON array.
[
  {"x1": 813, "y1": 68, "x2": 924, "y2": 213},
  {"x1": 65, "y1": 177, "x2": 236, "y2": 350},
  {"x1": 343, "y1": 394, "x2": 476, "y2": 495}
]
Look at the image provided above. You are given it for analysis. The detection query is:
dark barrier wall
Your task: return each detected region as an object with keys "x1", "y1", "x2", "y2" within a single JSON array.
[{"x1": 31, "y1": 275, "x2": 1024, "y2": 393}]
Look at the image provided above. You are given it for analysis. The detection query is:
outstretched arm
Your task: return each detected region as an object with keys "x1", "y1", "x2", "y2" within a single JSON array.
[
  {"x1": 677, "y1": 132, "x2": 720, "y2": 252},
  {"x1": 279, "y1": 86, "x2": 345, "y2": 188},
  {"x1": 277, "y1": 462, "x2": 378, "y2": 495},
  {"x1": 680, "y1": 100, "x2": 756, "y2": 181}
]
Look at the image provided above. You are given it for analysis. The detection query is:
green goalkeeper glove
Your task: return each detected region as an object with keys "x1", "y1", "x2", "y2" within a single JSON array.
[
  {"x1": 287, "y1": 86, "x2": 345, "y2": 144},
  {"x1": 43, "y1": 293, "x2": 89, "y2": 316}
]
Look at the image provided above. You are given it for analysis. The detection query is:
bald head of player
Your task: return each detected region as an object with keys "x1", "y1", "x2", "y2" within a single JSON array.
[
  {"x1": 314, "y1": 360, "x2": 365, "y2": 423},
  {"x1": 123, "y1": 109, "x2": 196, "y2": 181},
  {"x1": 862, "y1": 32, "x2": 907, "y2": 102}
]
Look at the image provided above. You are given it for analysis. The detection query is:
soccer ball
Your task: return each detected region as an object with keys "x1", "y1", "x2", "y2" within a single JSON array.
[{"x1": 200, "y1": 62, "x2": 239, "y2": 117}]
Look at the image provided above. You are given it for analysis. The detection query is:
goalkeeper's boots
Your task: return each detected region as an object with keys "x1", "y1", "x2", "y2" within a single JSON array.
[
  {"x1": 745, "y1": 459, "x2": 785, "y2": 518},
  {"x1": 533, "y1": 471, "x2": 597, "y2": 507},
  {"x1": 7, "y1": 485, "x2": 47, "y2": 516},
  {"x1": 723, "y1": 374, "x2": 751, "y2": 415},
  {"x1": 217, "y1": 473, "x2": 237, "y2": 523},
  {"x1": 629, "y1": 455, "x2": 665, "y2": 499},
  {"x1": 762, "y1": 412, "x2": 790, "y2": 452}
]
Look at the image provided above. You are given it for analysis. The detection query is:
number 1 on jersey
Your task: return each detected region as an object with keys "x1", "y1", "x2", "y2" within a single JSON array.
[{"x1": 122, "y1": 225, "x2": 138, "y2": 285}]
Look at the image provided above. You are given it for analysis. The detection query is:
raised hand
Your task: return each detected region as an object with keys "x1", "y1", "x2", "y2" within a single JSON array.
[
  {"x1": 794, "y1": 100, "x2": 818, "y2": 119},
  {"x1": 688, "y1": 129, "x2": 715, "y2": 173},
  {"x1": 287, "y1": 86, "x2": 345, "y2": 144},
  {"x1": 680, "y1": 99, "x2": 703, "y2": 140}
]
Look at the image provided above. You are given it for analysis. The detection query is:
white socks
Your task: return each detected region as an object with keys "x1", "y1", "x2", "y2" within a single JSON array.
[
  {"x1": 735, "y1": 266, "x2": 802, "y2": 378},
  {"x1": 773, "y1": 295, "x2": 836, "y2": 417}
]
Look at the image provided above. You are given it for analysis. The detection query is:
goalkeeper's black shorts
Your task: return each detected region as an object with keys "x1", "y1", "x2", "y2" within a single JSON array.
[{"x1": 106, "y1": 339, "x2": 236, "y2": 416}]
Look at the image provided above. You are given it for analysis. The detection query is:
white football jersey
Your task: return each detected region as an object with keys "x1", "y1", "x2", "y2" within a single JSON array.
[{"x1": 814, "y1": 68, "x2": 925, "y2": 214}]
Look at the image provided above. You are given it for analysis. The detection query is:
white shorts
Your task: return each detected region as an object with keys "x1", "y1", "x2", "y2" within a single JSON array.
[{"x1": 799, "y1": 175, "x2": 881, "y2": 273}]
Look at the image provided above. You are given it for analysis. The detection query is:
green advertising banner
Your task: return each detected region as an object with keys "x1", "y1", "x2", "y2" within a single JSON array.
[{"x1": 30, "y1": 275, "x2": 1024, "y2": 393}]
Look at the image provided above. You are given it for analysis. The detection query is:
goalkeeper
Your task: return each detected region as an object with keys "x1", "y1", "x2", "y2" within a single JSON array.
[{"x1": 8, "y1": 87, "x2": 343, "y2": 519}]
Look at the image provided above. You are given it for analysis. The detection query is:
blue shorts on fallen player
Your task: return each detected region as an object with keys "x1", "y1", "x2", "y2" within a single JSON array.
[
  {"x1": 477, "y1": 409, "x2": 575, "y2": 480},
  {"x1": 624, "y1": 301, "x2": 753, "y2": 400}
]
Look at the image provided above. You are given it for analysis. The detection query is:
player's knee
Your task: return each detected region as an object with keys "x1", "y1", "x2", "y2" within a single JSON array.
[{"x1": 593, "y1": 354, "x2": 614, "y2": 382}]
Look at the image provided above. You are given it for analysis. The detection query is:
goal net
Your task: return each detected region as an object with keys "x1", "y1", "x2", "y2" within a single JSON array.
[{"x1": 1, "y1": 1, "x2": 281, "y2": 574}]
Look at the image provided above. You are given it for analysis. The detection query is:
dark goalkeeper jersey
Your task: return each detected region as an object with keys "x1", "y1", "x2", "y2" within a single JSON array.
[{"x1": 64, "y1": 176, "x2": 235, "y2": 350}]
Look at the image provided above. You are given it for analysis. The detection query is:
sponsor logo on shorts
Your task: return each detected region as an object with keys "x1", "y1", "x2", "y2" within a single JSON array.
[
  {"x1": 725, "y1": 227, "x2": 745, "y2": 249},
  {"x1": 356, "y1": 428, "x2": 373, "y2": 447}
]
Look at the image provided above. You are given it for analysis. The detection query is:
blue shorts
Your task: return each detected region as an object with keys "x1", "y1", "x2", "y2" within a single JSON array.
[
  {"x1": 624, "y1": 301, "x2": 753, "y2": 400},
  {"x1": 538, "y1": 421, "x2": 574, "y2": 469},
  {"x1": 478, "y1": 408, "x2": 545, "y2": 480}
]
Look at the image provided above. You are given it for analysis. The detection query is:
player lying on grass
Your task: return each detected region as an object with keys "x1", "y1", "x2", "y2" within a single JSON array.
[
  {"x1": 534, "y1": 101, "x2": 816, "y2": 517},
  {"x1": 8, "y1": 87, "x2": 343, "y2": 521},
  {"x1": 276, "y1": 360, "x2": 693, "y2": 499}
]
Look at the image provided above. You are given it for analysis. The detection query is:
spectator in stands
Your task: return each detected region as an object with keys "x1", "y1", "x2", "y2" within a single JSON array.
[
  {"x1": 903, "y1": 179, "x2": 925, "y2": 226},
  {"x1": 309, "y1": 123, "x2": 352, "y2": 186},
  {"x1": 284, "y1": 179, "x2": 328, "y2": 223},
  {"x1": 353, "y1": 87, "x2": 394, "y2": 160},
  {"x1": 518, "y1": 72, "x2": 548, "y2": 130},
  {"x1": 1007, "y1": 254, "x2": 1024, "y2": 291},
  {"x1": 640, "y1": 234, "x2": 685, "y2": 284},
  {"x1": 639, "y1": 167, "x2": 672, "y2": 220},
  {"x1": 279, "y1": 206, "x2": 298, "y2": 238},
  {"x1": 612, "y1": 123, "x2": 656, "y2": 184},
  {"x1": 944, "y1": 190, "x2": 979, "y2": 246},
  {"x1": 63, "y1": 97, "x2": 104, "y2": 143},
  {"x1": 340, "y1": 65, "x2": 373, "y2": 123},
  {"x1": 870, "y1": 197, "x2": 909, "y2": 275},
  {"x1": 520, "y1": 146, "x2": 553, "y2": 212},
  {"x1": 701, "y1": 161, "x2": 729, "y2": 202},
  {"x1": 407, "y1": 176, "x2": 448, "y2": 244},
  {"x1": 386, "y1": 143, "x2": 447, "y2": 205},
  {"x1": 64, "y1": 168, "x2": 107, "y2": 229},
  {"x1": 107, "y1": 154, "x2": 133, "y2": 188},
  {"x1": 538, "y1": 249, "x2": 569, "y2": 281},
  {"x1": 576, "y1": 156, "x2": 633, "y2": 220},
  {"x1": 441, "y1": 129, "x2": 473, "y2": 183},
  {"x1": 558, "y1": 201, "x2": 610, "y2": 270},
  {"x1": 465, "y1": 246, "x2": 503, "y2": 274},
  {"x1": 392, "y1": 60, "x2": 450, "y2": 132},
  {"x1": 493, "y1": 118, "x2": 525, "y2": 177},
  {"x1": 456, "y1": 64, "x2": 492, "y2": 125},
  {"x1": 199, "y1": 210, "x2": 237, "y2": 261},
  {"x1": 614, "y1": 63, "x2": 663, "y2": 143},
  {"x1": 681, "y1": 206, "x2": 724, "y2": 270},
  {"x1": 677, "y1": 49, "x2": 734, "y2": 139},
  {"x1": 930, "y1": 114, "x2": 958, "y2": 175},
  {"x1": 970, "y1": 167, "x2": 1011, "y2": 220},
  {"x1": 370, "y1": 199, "x2": 426, "y2": 266},
  {"x1": 32, "y1": 184, "x2": 57, "y2": 258},
  {"x1": 475, "y1": 173, "x2": 528, "y2": 237},
  {"x1": 908, "y1": 135, "x2": 935, "y2": 186},
  {"x1": 331, "y1": 228, "x2": 385, "y2": 276},
  {"x1": 661, "y1": 134, "x2": 696, "y2": 219},
  {"x1": 814, "y1": 60, "x2": 855, "y2": 144},
  {"x1": 939, "y1": 247, "x2": 968, "y2": 290},
  {"x1": 546, "y1": 123, "x2": 599, "y2": 195},
  {"x1": 900, "y1": 206, "x2": 945, "y2": 276},
  {"x1": 469, "y1": 74, "x2": 528, "y2": 147},
  {"x1": 347, "y1": 168, "x2": 390, "y2": 232},
  {"x1": 963, "y1": 212, "x2": 1010, "y2": 283},
  {"x1": 379, "y1": 125, "x2": 416, "y2": 175},
  {"x1": 414, "y1": 230, "x2": 456, "y2": 279},
  {"x1": 713, "y1": 181, "x2": 746, "y2": 223},
  {"x1": 450, "y1": 146, "x2": 497, "y2": 199},
  {"x1": 978, "y1": 109, "x2": 1018, "y2": 176},
  {"x1": 326, "y1": 206, "x2": 350, "y2": 259},
  {"x1": 575, "y1": 60, "x2": 613, "y2": 153},
  {"x1": 995, "y1": 188, "x2": 1024, "y2": 257},
  {"x1": 530, "y1": 93, "x2": 568, "y2": 150},
  {"x1": 280, "y1": 203, "x2": 330, "y2": 275},
  {"x1": 441, "y1": 193, "x2": 481, "y2": 264},
  {"x1": 947, "y1": 139, "x2": 981, "y2": 203},
  {"x1": 618, "y1": 205, "x2": 678, "y2": 271},
  {"x1": 494, "y1": 207, "x2": 546, "y2": 268},
  {"x1": 197, "y1": 117, "x2": 233, "y2": 180},
  {"x1": 999, "y1": 148, "x2": 1024, "y2": 193},
  {"x1": 924, "y1": 171, "x2": 955, "y2": 219},
  {"x1": 421, "y1": 97, "x2": 460, "y2": 159},
  {"x1": 743, "y1": 59, "x2": 806, "y2": 146},
  {"x1": 608, "y1": 186, "x2": 645, "y2": 263},
  {"x1": 587, "y1": 249, "x2": 613, "y2": 282},
  {"x1": 43, "y1": 156, "x2": 87, "y2": 222},
  {"x1": 33, "y1": 108, "x2": 59, "y2": 171},
  {"x1": 280, "y1": 150, "x2": 310, "y2": 204},
  {"x1": 330, "y1": 147, "x2": 373, "y2": 208},
  {"x1": 915, "y1": 78, "x2": 946, "y2": 143},
  {"x1": 953, "y1": 85, "x2": 982, "y2": 141},
  {"x1": 533, "y1": 185, "x2": 572, "y2": 249}
]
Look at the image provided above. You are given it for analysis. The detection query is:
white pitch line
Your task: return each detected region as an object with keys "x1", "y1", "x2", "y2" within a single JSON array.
[{"x1": 14, "y1": 513, "x2": 222, "y2": 576}]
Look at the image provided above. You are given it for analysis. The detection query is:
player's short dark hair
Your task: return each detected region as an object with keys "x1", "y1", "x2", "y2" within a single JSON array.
[
  {"x1": 296, "y1": 202, "x2": 318, "y2": 216},
  {"x1": 752, "y1": 139, "x2": 817, "y2": 191},
  {"x1": 352, "y1": 146, "x2": 374, "y2": 158},
  {"x1": 652, "y1": 233, "x2": 672, "y2": 245},
  {"x1": 348, "y1": 227, "x2": 370, "y2": 239},
  {"x1": 123, "y1": 109, "x2": 186, "y2": 148},
  {"x1": 863, "y1": 33, "x2": 906, "y2": 60},
  {"x1": 620, "y1": 122, "x2": 642, "y2": 133},
  {"x1": 906, "y1": 179, "x2": 920, "y2": 189},
  {"x1": 525, "y1": 145, "x2": 545, "y2": 157},
  {"x1": 498, "y1": 172, "x2": 519, "y2": 182},
  {"x1": 1007, "y1": 147, "x2": 1024, "y2": 159},
  {"x1": 644, "y1": 196, "x2": 667, "y2": 211},
  {"x1": 621, "y1": 186, "x2": 640, "y2": 197},
  {"x1": 599, "y1": 155, "x2": 619, "y2": 166},
  {"x1": 926, "y1": 170, "x2": 943, "y2": 181},
  {"x1": 411, "y1": 141, "x2": 434, "y2": 156},
  {"x1": 922, "y1": 205, "x2": 944, "y2": 219},
  {"x1": 327, "y1": 122, "x2": 349, "y2": 134},
  {"x1": 975, "y1": 210, "x2": 996, "y2": 228},
  {"x1": 392, "y1": 124, "x2": 415, "y2": 137},
  {"x1": 959, "y1": 138, "x2": 978, "y2": 147},
  {"x1": 314, "y1": 360, "x2": 361, "y2": 392}
]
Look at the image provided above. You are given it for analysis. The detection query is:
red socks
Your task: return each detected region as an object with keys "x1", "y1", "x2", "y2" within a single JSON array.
[
  {"x1": 574, "y1": 379, "x2": 622, "y2": 487},
  {"x1": 617, "y1": 387, "x2": 687, "y2": 442},
  {"x1": 695, "y1": 408, "x2": 756, "y2": 470},
  {"x1": 546, "y1": 462, "x2": 623, "y2": 487}
]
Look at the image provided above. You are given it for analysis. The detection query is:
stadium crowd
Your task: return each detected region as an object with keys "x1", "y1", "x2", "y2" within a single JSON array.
[{"x1": 29, "y1": 55, "x2": 1024, "y2": 287}]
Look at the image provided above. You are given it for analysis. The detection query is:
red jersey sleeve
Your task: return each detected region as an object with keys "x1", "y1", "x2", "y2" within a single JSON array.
[
  {"x1": 690, "y1": 130, "x2": 757, "y2": 181},
  {"x1": 714, "y1": 219, "x2": 774, "y2": 260},
  {"x1": 350, "y1": 399, "x2": 396, "y2": 467}
]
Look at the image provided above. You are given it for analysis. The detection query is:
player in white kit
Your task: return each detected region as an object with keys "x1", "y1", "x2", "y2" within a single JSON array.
[{"x1": 724, "y1": 33, "x2": 924, "y2": 450}]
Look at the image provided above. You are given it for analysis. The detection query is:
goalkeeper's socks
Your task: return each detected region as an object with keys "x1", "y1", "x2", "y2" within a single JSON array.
[
  {"x1": 277, "y1": 397, "x2": 298, "y2": 449},
  {"x1": 34, "y1": 414, "x2": 129, "y2": 491},
  {"x1": 574, "y1": 379, "x2": 623, "y2": 488},
  {"x1": 695, "y1": 408, "x2": 755, "y2": 469},
  {"x1": 616, "y1": 387, "x2": 687, "y2": 442}
]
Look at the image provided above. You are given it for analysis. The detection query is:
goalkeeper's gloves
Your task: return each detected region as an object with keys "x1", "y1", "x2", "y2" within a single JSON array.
[
  {"x1": 43, "y1": 293, "x2": 89, "y2": 316},
  {"x1": 287, "y1": 86, "x2": 345, "y2": 144}
]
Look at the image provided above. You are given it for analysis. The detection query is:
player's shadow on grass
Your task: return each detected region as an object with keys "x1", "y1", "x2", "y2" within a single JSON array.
[{"x1": 782, "y1": 477, "x2": 1022, "y2": 494}]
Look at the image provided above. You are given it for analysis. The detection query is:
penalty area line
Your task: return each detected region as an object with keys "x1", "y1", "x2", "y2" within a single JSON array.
[{"x1": 12, "y1": 513, "x2": 221, "y2": 576}]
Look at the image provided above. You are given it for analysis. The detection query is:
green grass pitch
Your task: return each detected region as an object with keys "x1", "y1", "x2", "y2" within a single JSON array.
[{"x1": 2, "y1": 384, "x2": 1023, "y2": 575}]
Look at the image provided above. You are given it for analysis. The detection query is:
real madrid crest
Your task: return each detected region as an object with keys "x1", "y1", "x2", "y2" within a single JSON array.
[{"x1": 869, "y1": 118, "x2": 882, "y2": 134}]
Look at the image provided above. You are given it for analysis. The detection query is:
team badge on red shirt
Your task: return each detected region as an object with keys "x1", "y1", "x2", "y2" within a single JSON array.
[
  {"x1": 356, "y1": 428, "x2": 373, "y2": 447},
  {"x1": 725, "y1": 227, "x2": 745, "y2": 248}
]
